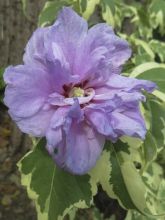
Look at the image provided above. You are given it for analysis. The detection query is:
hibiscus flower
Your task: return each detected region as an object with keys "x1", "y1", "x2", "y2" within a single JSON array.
[{"x1": 4, "y1": 7, "x2": 156, "y2": 174}]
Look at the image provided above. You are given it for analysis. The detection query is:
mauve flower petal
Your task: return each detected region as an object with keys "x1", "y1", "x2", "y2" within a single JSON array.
[
  {"x1": 86, "y1": 95, "x2": 121, "y2": 116},
  {"x1": 116, "y1": 92, "x2": 146, "y2": 108},
  {"x1": 45, "y1": 60, "x2": 71, "y2": 94},
  {"x1": 45, "y1": 100, "x2": 105, "y2": 174},
  {"x1": 93, "y1": 91, "x2": 145, "y2": 107},
  {"x1": 48, "y1": 92, "x2": 65, "y2": 106},
  {"x1": 23, "y1": 27, "x2": 49, "y2": 67},
  {"x1": 54, "y1": 122, "x2": 105, "y2": 175},
  {"x1": 85, "y1": 108, "x2": 117, "y2": 141},
  {"x1": 51, "y1": 42, "x2": 69, "y2": 68},
  {"x1": 106, "y1": 74, "x2": 156, "y2": 92},
  {"x1": 74, "y1": 45, "x2": 109, "y2": 80},
  {"x1": 74, "y1": 23, "x2": 131, "y2": 81},
  {"x1": 85, "y1": 92, "x2": 147, "y2": 140},
  {"x1": 4, "y1": 65, "x2": 53, "y2": 118},
  {"x1": 46, "y1": 128, "x2": 62, "y2": 154},
  {"x1": 86, "y1": 23, "x2": 131, "y2": 69},
  {"x1": 49, "y1": 88, "x2": 95, "y2": 106},
  {"x1": 46, "y1": 107, "x2": 69, "y2": 153},
  {"x1": 50, "y1": 7, "x2": 88, "y2": 70},
  {"x1": 49, "y1": 107, "x2": 69, "y2": 129},
  {"x1": 64, "y1": 98, "x2": 84, "y2": 125},
  {"x1": 14, "y1": 107, "x2": 54, "y2": 137},
  {"x1": 111, "y1": 108, "x2": 146, "y2": 139}
]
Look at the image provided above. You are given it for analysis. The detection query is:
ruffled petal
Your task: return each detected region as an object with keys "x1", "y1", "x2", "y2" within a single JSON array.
[
  {"x1": 45, "y1": 60, "x2": 76, "y2": 94},
  {"x1": 46, "y1": 100, "x2": 105, "y2": 174},
  {"x1": 74, "y1": 23, "x2": 131, "y2": 82},
  {"x1": 106, "y1": 74, "x2": 156, "y2": 92},
  {"x1": 23, "y1": 27, "x2": 49, "y2": 67},
  {"x1": 46, "y1": 100, "x2": 83, "y2": 155},
  {"x1": 87, "y1": 23, "x2": 131, "y2": 68},
  {"x1": 93, "y1": 90, "x2": 145, "y2": 107},
  {"x1": 53, "y1": 122, "x2": 105, "y2": 175},
  {"x1": 49, "y1": 107, "x2": 69, "y2": 129},
  {"x1": 48, "y1": 88, "x2": 95, "y2": 106},
  {"x1": 85, "y1": 108, "x2": 117, "y2": 141},
  {"x1": 46, "y1": 128, "x2": 63, "y2": 154},
  {"x1": 46, "y1": 107, "x2": 69, "y2": 154},
  {"x1": 85, "y1": 91, "x2": 147, "y2": 141},
  {"x1": 50, "y1": 7, "x2": 88, "y2": 69},
  {"x1": 14, "y1": 107, "x2": 54, "y2": 137},
  {"x1": 4, "y1": 65, "x2": 53, "y2": 118},
  {"x1": 111, "y1": 107, "x2": 146, "y2": 139}
]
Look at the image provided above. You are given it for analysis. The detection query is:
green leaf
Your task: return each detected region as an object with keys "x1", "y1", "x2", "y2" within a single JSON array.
[
  {"x1": 152, "y1": 90, "x2": 165, "y2": 103},
  {"x1": 149, "y1": 0, "x2": 165, "y2": 35},
  {"x1": 142, "y1": 162, "x2": 165, "y2": 217},
  {"x1": 38, "y1": 0, "x2": 71, "y2": 27},
  {"x1": 130, "y1": 63, "x2": 165, "y2": 94},
  {"x1": 80, "y1": 0, "x2": 100, "y2": 20},
  {"x1": 130, "y1": 62, "x2": 165, "y2": 77},
  {"x1": 143, "y1": 162, "x2": 163, "y2": 195},
  {"x1": 38, "y1": 1, "x2": 59, "y2": 27},
  {"x1": 120, "y1": 136, "x2": 142, "y2": 149},
  {"x1": 136, "y1": 67, "x2": 165, "y2": 93},
  {"x1": 133, "y1": 53, "x2": 154, "y2": 65},
  {"x1": 149, "y1": 40, "x2": 165, "y2": 63},
  {"x1": 18, "y1": 139, "x2": 94, "y2": 220},
  {"x1": 157, "y1": 180, "x2": 165, "y2": 211},
  {"x1": 125, "y1": 210, "x2": 156, "y2": 220},
  {"x1": 131, "y1": 38, "x2": 155, "y2": 60},
  {"x1": 107, "y1": 141, "x2": 165, "y2": 217},
  {"x1": 148, "y1": 100, "x2": 165, "y2": 150},
  {"x1": 143, "y1": 132, "x2": 157, "y2": 169},
  {"x1": 101, "y1": 0, "x2": 115, "y2": 27},
  {"x1": 108, "y1": 141, "x2": 152, "y2": 215},
  {"x1": 89, "y1": 148, "x2": 116, "y2": 200}
]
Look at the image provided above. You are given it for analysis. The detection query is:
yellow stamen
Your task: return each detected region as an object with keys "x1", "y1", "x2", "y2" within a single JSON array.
[{"x1": 69, "y1": 87, "x2": 85, "y2": 97}]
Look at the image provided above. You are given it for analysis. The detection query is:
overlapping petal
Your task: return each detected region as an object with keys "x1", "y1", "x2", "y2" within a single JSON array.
[
  {"x1": 46, "y1": 107, "x2": 69, "y2": 154},
  {"x1": 63, "y1": 122, "x2": 105, "y2": 175},
  {"x1": 23, "y1": 27, "x2": 49, "y2": 67},
  {"x1": 85, "y1": 91, "x2": 146, "y2": 141},
  {"x1": 111, "y1": 107, "x2": 146, "y2": 139},
  {"x1": 106, "y1": 74, "x2": 156, "y2": 92},
  {"x1": 3, "y1": 7, "x2": 157, "y2": 175},
  {"x1": 4, "y1": 65, "x2": 53, "y2": 118},
  {"x1": 47, "y1": 101, "x2": 105, "y2": 175},
  {"x1": 74, "y1": 23, "x2": 131, "y2": 82},
  {"x1": 49, "y1": 7, "x2": 88, "y2": 70},
  {"x1": 15, "y1": 107, "x2": 54, "y2": 137},
  {"x1": 85, "y1": 108, "x2": 117, "y2": 141}
]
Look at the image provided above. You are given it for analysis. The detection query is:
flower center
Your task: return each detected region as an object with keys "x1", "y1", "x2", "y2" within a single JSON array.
[{"x1": 69, "y1": 87, "x2": 85, "y2": 98}]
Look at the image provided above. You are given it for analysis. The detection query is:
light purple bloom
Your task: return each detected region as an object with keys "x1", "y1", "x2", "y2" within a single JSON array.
[{"x1": 4, "y1": 7, "x2": 156, "y2": 174}]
